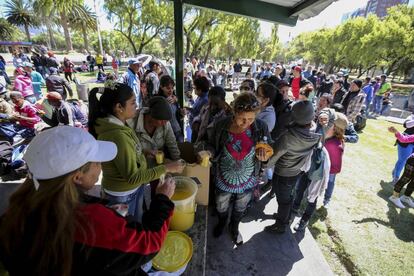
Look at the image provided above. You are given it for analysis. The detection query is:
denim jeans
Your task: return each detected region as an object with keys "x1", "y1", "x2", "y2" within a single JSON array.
[
  {"x1": 104, "y1": 185, "x2": 145, "y2": 222},
  {"x1": 365, "y1": 96, "x2": 372, "y2": 112},
  {"x1": 215, "y1": 189, "x2": 252, "y2": 214},
  {"x1": 272, "y1": 173, "x2": 302, "y2": 228},
  {"x1": 373, "y1": 95, "x2": 383, "y2": 114},
  {"x1": 394, "y1": 155, "x2": 414, "y2": 197},
  {"x1": 392, "y1": 144, "x2": 414, "y2": 180},
  {"x1": 323, "y1": 174, "x2": 337, "y2": 205},
  {"x1": 293, "y1": 173, "x2": 317, "y2": 223}
]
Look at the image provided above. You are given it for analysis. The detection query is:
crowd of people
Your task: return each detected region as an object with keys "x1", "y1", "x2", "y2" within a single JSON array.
[{"x1": 1, "y1": 47, "x2": 411, "y2": 276}]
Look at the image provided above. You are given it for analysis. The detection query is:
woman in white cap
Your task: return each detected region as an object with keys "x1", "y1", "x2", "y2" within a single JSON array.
[{"x1": 0, "y1": 126, "x2": 177, "y2": 276}]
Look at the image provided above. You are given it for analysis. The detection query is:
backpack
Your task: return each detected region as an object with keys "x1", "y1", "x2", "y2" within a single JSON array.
[{"x1": 0, "y1": 141, "x2": 12, "y2": 175}]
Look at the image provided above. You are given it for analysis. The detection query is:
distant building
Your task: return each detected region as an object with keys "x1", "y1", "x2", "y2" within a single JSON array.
[{"x1": 342, "y1": 0, "x2": 410, "y2": 21}]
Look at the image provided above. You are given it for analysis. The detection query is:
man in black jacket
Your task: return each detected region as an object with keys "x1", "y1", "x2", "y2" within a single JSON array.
[{"x1": 45, "y1": 67, "x2": 73, "y2": 100}]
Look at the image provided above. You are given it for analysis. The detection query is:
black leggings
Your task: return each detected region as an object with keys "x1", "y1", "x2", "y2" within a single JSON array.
[
  {"x1": 394, "y1": 155, "x2": 414, "y2": 197},
  {"x1": 64, "y1": 72, "x2": 73, "y2": 82}
]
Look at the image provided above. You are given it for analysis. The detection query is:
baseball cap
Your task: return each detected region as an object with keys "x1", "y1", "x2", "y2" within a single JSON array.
[
  {"x1": 22, "y1": 62, "x2": 33, "y2": 67},
  {"x1": 128, "y1": 58, "x2": 141, "y2": 65},
  {"x1": 334, "y1": 112, "x2": 349, "y2": 130},
  {"x1": 294, "y1": 66, "x2": 302, "y2": 73},
  {"x1": 24, "y1": 126, "x2": 117, "y2": 189}
]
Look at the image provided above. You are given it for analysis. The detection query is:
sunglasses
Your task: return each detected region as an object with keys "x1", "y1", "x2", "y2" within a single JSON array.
[{"x1": 235, "y1": 101, "x2": 259, "y2": 111}]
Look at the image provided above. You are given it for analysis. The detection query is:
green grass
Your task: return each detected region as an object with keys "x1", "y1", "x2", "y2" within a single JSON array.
[{"x1": 306, "y1": 118, "x2": 414, "y2": 276}]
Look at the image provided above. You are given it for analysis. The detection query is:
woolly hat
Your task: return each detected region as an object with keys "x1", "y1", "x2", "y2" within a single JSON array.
[
  {"x1": 291, "y1": 100, "x2": 315, "y2": 126},
  {"x1": 334, "y1": 112, "x2": 349, "y2": 131},
  {"x1": 352, "y1": 79, "x2": 363, "y2": 89},
  {"x1": 148, "y1": 96, "x2": 172, "y2": 120}
]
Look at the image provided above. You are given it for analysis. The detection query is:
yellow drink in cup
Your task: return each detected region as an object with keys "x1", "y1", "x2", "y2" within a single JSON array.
[
  {"x1": 156, "y1": 150, "x2": 164, "y2": 164},
  {"x1": 199, "y1": 151, "x2": 210, "y2": 167}
]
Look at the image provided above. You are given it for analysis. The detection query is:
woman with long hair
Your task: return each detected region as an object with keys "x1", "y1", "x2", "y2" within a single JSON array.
[
  {"x1": 0, "y1": 126, "x2": 176, "y2": 276},
  {"x1": 88, "y1": 82, "x2": 184, "y2": 221}
]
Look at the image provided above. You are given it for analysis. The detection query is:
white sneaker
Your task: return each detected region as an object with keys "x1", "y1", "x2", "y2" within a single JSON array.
[
  {"x1": 400, "y1": 195, "x2": 414, "y2": 208},
  {"x1": 389, "y1": 196, "x2": 405, "y2": 208}
]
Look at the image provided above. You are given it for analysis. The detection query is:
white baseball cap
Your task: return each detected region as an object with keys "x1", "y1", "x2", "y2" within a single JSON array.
[{"x1": 24, "y1": 126, "x2": 117, "y2": 188}]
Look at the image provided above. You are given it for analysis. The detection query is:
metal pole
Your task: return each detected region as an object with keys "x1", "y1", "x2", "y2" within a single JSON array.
[
  {"x1": 174, "y1": 0, "x2": 184, "y2": 107},
  {"x1": 93, "y1": 0, "x2": 104, "y2": 56}
]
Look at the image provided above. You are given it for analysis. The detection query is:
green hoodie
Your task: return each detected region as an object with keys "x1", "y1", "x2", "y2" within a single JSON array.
[{"x1": 95, "y1": 117, "x2": 166, "y2": 192}]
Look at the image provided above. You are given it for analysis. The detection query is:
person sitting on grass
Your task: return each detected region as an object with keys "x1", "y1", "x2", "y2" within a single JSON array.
[
  {"x1": 387, "y1": 126, "x2": 414, "y2": 208},
  {"x1": 8, "y1": 92, "x2": 40, "y2": 140},
  {"x1": 0, "y1": 126, "x2": 177, "y2": 276}
]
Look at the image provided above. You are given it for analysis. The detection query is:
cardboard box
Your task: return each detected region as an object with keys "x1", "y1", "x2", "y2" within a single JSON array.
[{"x1": 178, "y1": 142, "x2": 210, "y2": 206}]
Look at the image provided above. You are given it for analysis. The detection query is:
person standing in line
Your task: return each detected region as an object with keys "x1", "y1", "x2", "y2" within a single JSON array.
[
  {"x1": 122, "y1": 59, "x2": 142, "y2": 107},
  {"x1": 391, "y1": 114, "x2": 414, "y2": 182},
  {"x1": 111, "y1": 54, "x2": 120, "y2": 79},
  {"x1": 289, "y1": 66, "x2": 310, "y2": 101},
  {"x1": 265, "y1": 101, "x2": 320, "y2": 234}
]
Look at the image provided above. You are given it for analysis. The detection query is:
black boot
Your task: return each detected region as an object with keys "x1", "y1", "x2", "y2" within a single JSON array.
[
  {"x1": 230, "y1": 211, "x2": 244, "y2": 246},
  {"x1": 213, "y1": 212, "x2": 228, "y2": 238}
]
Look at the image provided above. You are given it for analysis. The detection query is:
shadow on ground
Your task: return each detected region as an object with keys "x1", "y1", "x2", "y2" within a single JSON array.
[{"x1": 351, "y1": 180, "x2": 414, "y2": 243}]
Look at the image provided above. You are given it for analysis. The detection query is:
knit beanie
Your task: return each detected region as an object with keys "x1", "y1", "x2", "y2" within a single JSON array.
[
  {"x1": 352, "y1": 79, "x2": 363, "y2": 89},
  {"x1": 334, "y1": 112, "x2": 349, "y2": 131},
  {"x1": 148, "y1": 96, "x2": 172, "y2": 120},
  {"x1": 291, "y1": 100, "x2": 315, "y2": 126}
]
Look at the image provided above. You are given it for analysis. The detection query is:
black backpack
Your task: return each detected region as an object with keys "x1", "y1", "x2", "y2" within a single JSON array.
[{"x1": 0, "y1": 140, "x2": 13, "y2": 176}]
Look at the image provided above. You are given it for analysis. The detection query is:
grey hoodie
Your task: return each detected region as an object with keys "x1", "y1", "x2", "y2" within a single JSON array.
[{"x1": 268, "y1": 125, "x2": 321, "y2": 177}]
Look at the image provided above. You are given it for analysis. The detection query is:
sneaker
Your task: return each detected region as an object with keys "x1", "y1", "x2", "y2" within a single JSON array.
[
  {"x1": 264, "y1": 223, "x2": 286, "y2": 234},
  {"x1": 323, "y1": 201, "x2": 330, "y2": 209},
  {"x1": 294, "y1": 220, "x2": 308, "y2": 232},
  {"x1": 389, "y1": 195, "x2": 405, "y2": 208},
  {"x1": 231, "y1": 230, "x2": 243, "y2": 246},
  {"x1": 400, "y1": 195, "x2": 414, "y2": 208}
]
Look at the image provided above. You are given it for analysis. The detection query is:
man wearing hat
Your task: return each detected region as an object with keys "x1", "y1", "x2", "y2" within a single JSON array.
[
  {"x1": 341, "y1": 79, "x2": 366, "y2": 123},
  {"x1": 41, "y1": 92, "x2": 87, "y2": 128},
  {"x1": 128, "y1": 96, "x2": 181, "y2": 168},
  {"x1": 265, "y1": 100, "x2": 321, "y2": 233},
  {"x1": 23, "y1": 62, "x2": 45, "y2": 100},
  {"x1": 45, "y1": 67, "x2": 73, "y2": 100},
  {"x1": 289, "y1": 66, "x2": 311, "y2": 100},
  {"x1": 122, "y1": 58, "x2": 142, "y2": 107}
]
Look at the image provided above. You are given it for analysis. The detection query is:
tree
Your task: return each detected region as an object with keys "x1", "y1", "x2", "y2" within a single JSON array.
[
  {"x1": 33, "y1": 0, "x2": 83, "y2": 52},
  {"x1": 4, "y1": 0, "x2": 38, "y2": 41},
  {"x1": 0, "y1": 17, "x2": 24, "y2": 40},
  {"x1": 69, "y1": 4, "x2": 97, "y2": 51},
  {"x1": 104, "y1": 0, "x2": 173, "y2": 55}
]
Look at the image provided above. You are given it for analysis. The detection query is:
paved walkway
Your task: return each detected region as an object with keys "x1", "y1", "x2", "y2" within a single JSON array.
[{"x1": 206, "y1": 191, "x2": 333, "y2": 276}]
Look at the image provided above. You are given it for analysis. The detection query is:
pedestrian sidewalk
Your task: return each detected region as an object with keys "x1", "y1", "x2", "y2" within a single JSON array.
[{"x1": 206, "y1": 191, "x2": 333, "y2": 276}]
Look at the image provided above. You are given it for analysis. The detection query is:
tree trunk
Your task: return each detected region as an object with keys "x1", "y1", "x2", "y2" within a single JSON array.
[
  {"x1": 45, "y1": 20, "x2": 56, "y2": 49},
  {"x1": 60, "y1": 12, "x2": 73, "y2": 52},
  {"x1": 81, "y1": 23, "x2": 89, "y2": 51},
  {"x1": 24, "y1": 24, "x2": 31, "y2": 41},
  {"x1": 203, "y1": 42, "x2": 212, "y2": 64}
]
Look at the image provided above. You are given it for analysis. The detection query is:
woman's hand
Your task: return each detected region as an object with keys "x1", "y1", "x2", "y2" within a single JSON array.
[
  {"x1": 388, "y1": 126, "x2": 398, "y2": 134},
  {"x1": 165, "y1": 160, "x2": 186, "y2": 174},
  {"x1": 156, "y1": 177, "x2": 176, "y2": 199},
  {"x1": 167, "y1": 95, "x2": 177, "y2": 104},
  {"x1": 255, "y1": 148, "x2": 269, "y2": 162}
]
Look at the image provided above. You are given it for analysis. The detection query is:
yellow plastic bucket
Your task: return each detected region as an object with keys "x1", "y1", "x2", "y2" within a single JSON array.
[
  {"x1": 152, "y1": 231, "x2": 193, "y2": 272},
  {"x1": 169, "y1": 176, "x2": 198, "y2": 231}
]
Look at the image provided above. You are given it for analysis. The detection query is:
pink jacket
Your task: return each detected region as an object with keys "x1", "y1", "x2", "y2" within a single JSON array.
[
  {"x1": 395, "y1": 132, "x2": 414, "y2": 143},
  {"x1": 13, "y1": 75, "x2": 34, "y2": 98}
]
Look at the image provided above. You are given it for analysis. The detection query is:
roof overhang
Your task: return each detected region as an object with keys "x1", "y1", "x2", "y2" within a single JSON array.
[{"x1": 181, "y1": 0, "x2": 337, "y2": 26}]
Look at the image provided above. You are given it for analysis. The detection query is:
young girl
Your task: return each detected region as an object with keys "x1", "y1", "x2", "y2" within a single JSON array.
[
  {"x1": 0, "y1": 126, "x2": 176, "y2": 276},
  {"x1": 88, "y1": 82, "x2": 184, "y2": 221},
  {"x1": 388, "y1": 126, "x2": 414, "y2": 208},
  {"x1": 293, "y1": 112, "x2": 348, "y2": 231}
]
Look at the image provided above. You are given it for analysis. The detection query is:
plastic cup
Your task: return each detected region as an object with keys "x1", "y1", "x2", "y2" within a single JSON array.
[
  {"x1": 199, "y1": 151, "x2": 210, "y2": 167},
  {"x1": 156, "y1": 151, "x2": 165, "y2": 164}
]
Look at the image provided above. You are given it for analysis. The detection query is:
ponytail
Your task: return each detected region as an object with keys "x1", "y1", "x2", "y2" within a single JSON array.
[{"x1": 88, "y1": 83, "x2": 134, "y2": 138}]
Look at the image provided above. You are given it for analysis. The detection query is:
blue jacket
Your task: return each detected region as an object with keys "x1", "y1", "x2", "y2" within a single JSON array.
[
  {"x1": 123, "y1": 68, "x2": 141, "y2": 107},
  {"x1": 30, "y1": 71, "x2": 45, "y2": 96}
]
